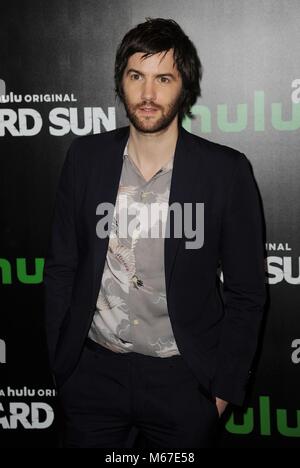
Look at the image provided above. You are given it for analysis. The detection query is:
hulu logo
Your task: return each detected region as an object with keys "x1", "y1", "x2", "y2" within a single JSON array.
[
  {"x1": 0, "y1": 79, "x2": 5, "y2": 97},
  {"x1": 0, "y1": 339, "x2": 6, "y2": 364},
  {"x1": 226, "y1": 396, "x2": 300, "y2": 437},
  {"x1": 0, "y1": 258, "x2": 44, "y2": 284},
  {"x1": 183, "y1": 92, "x2": 300, "y2": 133}
]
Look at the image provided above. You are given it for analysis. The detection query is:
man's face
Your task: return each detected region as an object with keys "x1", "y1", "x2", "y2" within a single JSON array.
[{"x1": 121, "y1": 49, "x2": 183, "y2": 133}]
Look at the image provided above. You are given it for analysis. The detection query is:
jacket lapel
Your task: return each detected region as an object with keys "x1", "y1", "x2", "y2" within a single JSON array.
[
  {"x1": 91, "y1": 126, "x2": 129, "y2": 306},
  {"x1": 164, "y1": 126, "x2": 200, "y2": 294}
]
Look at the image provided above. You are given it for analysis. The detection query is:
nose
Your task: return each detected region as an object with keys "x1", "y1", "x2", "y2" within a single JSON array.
[{"x1": 141, "y1": 78, "x2": 157, "y2": 102}]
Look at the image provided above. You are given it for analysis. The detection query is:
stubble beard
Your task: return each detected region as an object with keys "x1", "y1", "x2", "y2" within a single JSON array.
[{"x1": 122, "y1": 89, "x2": 184, "y2": 134}]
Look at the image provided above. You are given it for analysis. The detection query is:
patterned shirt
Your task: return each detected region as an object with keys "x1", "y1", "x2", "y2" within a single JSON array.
[{"x1": 88, "y1": 139, "x2": 180, "y2": 357}]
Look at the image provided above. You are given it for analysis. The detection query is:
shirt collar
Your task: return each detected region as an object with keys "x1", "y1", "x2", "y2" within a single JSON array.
[{"x1": 123, "y1": 138, "x2": 174, "y2": 173}]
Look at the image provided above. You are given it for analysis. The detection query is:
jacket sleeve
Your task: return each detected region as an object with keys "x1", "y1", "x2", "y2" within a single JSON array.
[
  {"x1": 43, "y1": 141, "x2": 78, "y2": 374},
  {"x1": 212, "y1": 153, "x2": 266, "y2": 406}
]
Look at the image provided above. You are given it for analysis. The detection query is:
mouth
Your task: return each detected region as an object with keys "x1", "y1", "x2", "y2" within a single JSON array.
[{"x1": 139, "y1": 106, "x2": 159, "y2": 114}]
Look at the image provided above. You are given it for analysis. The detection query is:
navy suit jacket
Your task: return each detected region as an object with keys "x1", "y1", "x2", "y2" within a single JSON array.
[{"x1": 43, "y1": 125, "x2": 266, "y2": 406}]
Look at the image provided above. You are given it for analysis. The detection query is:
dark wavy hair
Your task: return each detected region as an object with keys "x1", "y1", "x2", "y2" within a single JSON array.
[{"x1": 114, "y1": 17, "x2": 203, "y2": 125}]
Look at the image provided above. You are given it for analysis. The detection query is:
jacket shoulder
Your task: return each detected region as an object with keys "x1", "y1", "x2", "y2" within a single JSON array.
[
  {"x1": 185, "y1": 129, "x2": 245, "y2": 164},
  {"x1": 68, "y1": 126, "x2": 127, "y2": 154}
]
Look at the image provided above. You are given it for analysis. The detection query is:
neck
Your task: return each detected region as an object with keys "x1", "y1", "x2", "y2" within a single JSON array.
[{"x1": 127, "y1": 118, "x2": 180, "y2": 172}]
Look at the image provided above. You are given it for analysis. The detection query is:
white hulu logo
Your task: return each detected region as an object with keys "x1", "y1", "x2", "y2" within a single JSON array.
[
  {"x1": 0, "y1": 79, "x2": 6, "y2": 98},
  {"x1": 0, "y1": 339, "x2": 6, "y2": 364}
]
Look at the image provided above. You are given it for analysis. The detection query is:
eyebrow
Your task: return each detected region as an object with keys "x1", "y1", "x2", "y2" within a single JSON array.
[{"x1": 126, "y1": 68, "x2": 177, "y2": 80}]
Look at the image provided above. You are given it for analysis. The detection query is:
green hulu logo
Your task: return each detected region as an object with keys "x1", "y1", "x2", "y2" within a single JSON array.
[
  {"x1": 183, "y1": 92, "x2": 300, "y2": 133},
  {"x1": 226, "y1": 396, "x2": 300, "y2": 437},
  {"x1": 0, "y1": 258, "x2": 44, "y2": 284}
]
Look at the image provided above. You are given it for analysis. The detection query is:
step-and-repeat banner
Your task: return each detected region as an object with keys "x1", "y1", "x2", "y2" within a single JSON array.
[{"x1": 1, "y1": 0, "x2": 299, "y2": 448}]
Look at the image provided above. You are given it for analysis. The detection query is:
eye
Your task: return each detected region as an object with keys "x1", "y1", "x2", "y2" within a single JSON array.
[
  {"x1": 159, "y1": 76, "x2": 170, "y2": 83},
  {"x1": 130, "y1": 73, "x2": 141, "y2": 80}
]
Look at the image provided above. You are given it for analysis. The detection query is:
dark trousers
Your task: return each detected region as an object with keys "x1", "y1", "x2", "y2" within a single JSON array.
[{"x1": 57, "y1": 338, "x2": 220, "y2": 448}]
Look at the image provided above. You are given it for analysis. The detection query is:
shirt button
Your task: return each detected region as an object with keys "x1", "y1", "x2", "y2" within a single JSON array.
[{"x1": 133, "y1": 319, "x2": 139, "y2": 325}]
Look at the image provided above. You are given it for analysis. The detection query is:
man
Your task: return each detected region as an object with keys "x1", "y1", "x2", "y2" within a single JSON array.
[{"x1": 43, "y1": 18, "x2": 266, "y2": 448}]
